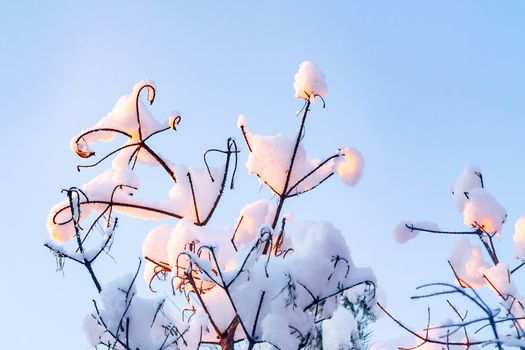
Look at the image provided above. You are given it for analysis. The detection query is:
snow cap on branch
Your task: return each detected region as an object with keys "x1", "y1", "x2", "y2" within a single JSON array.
[
  {"x1": 69, "y1": 81, "x2": 170, "y2": 169},
  {"x1": 483, "y1": 263, "x2": 517, "y2": 297},
  {"x1": 449, "y1": 238, "x2": 489, "y2": 288},
  {"x1": 462, "y1": 188, "x2": 506, "y2": 236},
  {"x1": 47, "y1": 168, "x2": 140, "y2": 243},
  {"x1": 71, "y1": 80, "x2": 160, "y2": 144},
  {"x1": 336, "y1": 147, "x2": 364, "y2": 187},
  {"x1": 452, "y1": 165, "x2": 483, "y2": 212},
  {"x1": 393, "y1": 221, "x2": 439, "y2": 244},
  {"x1": 513, "y1": 215, "x2": 525, "y2": 260},
  {"x1": 237, "y1": 113, "x2": 247, "y2": 128},
  {"x1": 243, "y1": 124, "x2": 336, "y2": 195},
  {"x1": 294, "y1": 61, "x2": 327, "y2": 103},
  {"x1": 233, "y1": 199, "x2": 276, "y2": 248},
  {"x1": 142, "y1": 225, "x2": 172, "y2": 283}
]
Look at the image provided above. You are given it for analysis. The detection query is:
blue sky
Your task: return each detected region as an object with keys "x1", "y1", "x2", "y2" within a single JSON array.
[{"x1": 1, "y1": 1, "x2": 525, "y2": 349}]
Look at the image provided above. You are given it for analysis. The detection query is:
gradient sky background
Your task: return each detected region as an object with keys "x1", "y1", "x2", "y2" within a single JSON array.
[{"x1": 1, "y1": 1, "x2": 525, "y2": 349}]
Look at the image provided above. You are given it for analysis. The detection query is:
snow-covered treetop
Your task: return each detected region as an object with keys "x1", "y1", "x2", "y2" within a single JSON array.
[
  {"x1": 46, "y1": 62, "x2": 379, "y2": 350},
  {"x1": 293, "y1": 61, "x2": 327, "y2": 103}
]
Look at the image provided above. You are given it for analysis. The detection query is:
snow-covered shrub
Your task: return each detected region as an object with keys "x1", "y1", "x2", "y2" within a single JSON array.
[
  {"x1": 45, "y1": 62, "x2": 379, "y2": 350},
  {"x1": 382, "y1": 166, "x2": 525, "y2": 349}
]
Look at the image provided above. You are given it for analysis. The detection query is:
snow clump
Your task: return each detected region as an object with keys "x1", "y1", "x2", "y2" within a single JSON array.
[
  {"x1": 322, "y1": 307, "x2": 357, "y2": 349},
  {"x1": 462, "y1": 188, "x2": 506, "y2": 235},
  {"x1": 452, "y1": 165, "x2": 483, "y2": 212},
  {"x1": 393, "y1": 221, "x2": 439, "y2": 244},
  {"x1": 293, "y1": 61, "x2": 327, "y2": 103},
  {"x1": 449, "y1": 238, "x2": 489, "y2": 288},
  {"x1": 336, "y1": 147, "x2": 364, "y2": 187},
  {"x1": 513, "y1": 215, "x2": 525, "y2": 260}
]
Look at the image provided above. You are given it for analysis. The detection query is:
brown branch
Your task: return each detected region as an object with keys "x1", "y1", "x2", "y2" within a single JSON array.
[
  {"x1": 52, "y1": 200, "x2": 183, "y2": 225},
  {"x1": 377, "y1": 303, "x2": 484, "y2": 348},
  {"x1": 286, "y1": 173, "x2": 335, "y2": 198},
  {"x1": 135, "y1": 84, "x2": 155, "y2": 141},
  {"x1": 271, "y1": 99, "x2": 311, "y2": 231},
  {"x1": 141, "y1": 142, "x2": 178, "y2": 183},
  {"x1": 74, "y1": 127, "x2": 133, "y2": 146},
  {"x1": 286, "y1": 153, "x2": 339, "y2": 196},
  {"x1": 240, "y1": 125, "x2": 253, "y2": 152},
  {"x1": 187, "y1": 172, "x2": 201, "y2": 225},
  {"x1": 200, "y1": 138, "x2": 238, "y2": 226}
]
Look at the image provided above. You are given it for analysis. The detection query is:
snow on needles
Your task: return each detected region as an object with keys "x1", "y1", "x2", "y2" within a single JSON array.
[{"x1": 322, "y1": 307, "x2": 357, "y2": 349}]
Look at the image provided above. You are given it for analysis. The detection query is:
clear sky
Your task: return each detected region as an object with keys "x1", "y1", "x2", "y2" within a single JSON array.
[{"x1": 1, "y1": 1, "x2": 525, "y2": 349}]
